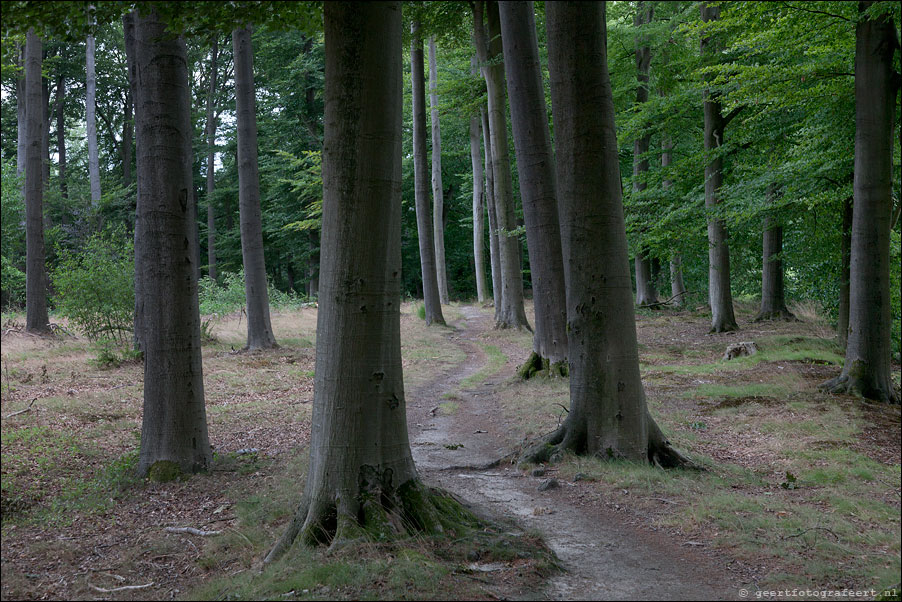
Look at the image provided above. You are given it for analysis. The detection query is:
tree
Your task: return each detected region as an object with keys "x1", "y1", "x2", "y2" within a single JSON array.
[
  {"x1": 481, "y1": 105, "x2": 502, "y2": 314},
  {"x1": 663, "y1": 135, "x2": 687, "y2": 306},
  {"x1": 754, "y1": 183, "x2": 795, "y2": 321},
  {"x1": 824, "y1": 1, "x2": 899, "y2": 404},
  {"x1": 204, "y1": 37, "x2": 220, "y2": 282},
  {"x1": 267, "y1": 2, "x2": 469, "y2": 559},
  {"x1": 525, "y1": 1, "x2": 689, "y2": 467},
  {"x1": 473, "y1": 0, "x2": 529, "y2": 330},
  {"x1": 468, "y1": 57, "x2": 487, "y2": 304},
  {"x1": 233, "y1": 25, "x2": 277, "y2": 350},
  {"x1": 24, "y1": 29, "x2": 49, "y2": 334},
  {"x1": 411, "y1": 20, "x2": 446, "y2": 326},
  {"x1": 86, "y1": 8, "x2": 101, "y2": 205},
  {"x1": 132, "y1": 8, "x2": 212, "y2": 477},
  {"x1": 499, "y1": 0, "x2": 568, "y2": 377},
  {"x1": 428, "y1": 35, "x2": 449, "y2": 304},
  {"x1": 700, "y1": 3, "x2": 739, "y2": 333}
]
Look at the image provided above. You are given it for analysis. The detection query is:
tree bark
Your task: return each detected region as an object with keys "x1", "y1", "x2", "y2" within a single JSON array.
[
  {"x1": 701, "y1": 3, "x2": 738, "y2": 333},
  {"x1": 411, "y1": 21, "x2": 446, "y2": 326},
  {"x1": 41, "y1": 60, "x2": 50, "y2": 190},
  {"x1": 481, "y1": 105, "x2": 501, "y2": 315},
  {"x1": 823, "y1": 2, "x2": 899, "y2": 404},
  {"x1": 837, "y1": 195, "x2": 852, "y2": 347},
  {"x1": 123, "y1": 10, "x2": 144, "y2": 352},
  {"x1": 122, "y1": 88, "x2": 133, "y2": 188},
  {"x1": 428, "y1": 36, "x2": 449, "y2": 304},
  {"x1": 205, "y1": 38, "x2": 219, "y2": 282},
  {"x1": 469, "y1": 60, "x2": 487, "y2": 304},
  {"x1": 86, "y1": 30, "x2": 101, "y2": 204},
  {"x1": 133, "y1": 9, "x2": 212, "y2": 477},
  {"x1": 55, "y1": 66, "x2": 66, "y2": 201},
  {"x1": 755, "y1": 183, "x2": 794, "y2": 321},
  {"x1": 499, "y1": 1, "x2": 567, "y2": 377},
  {"x1": 16, "y1": 43, "x2": 26, "y2": 187},
  {"x1": 267, "y1": 3, "x2": 467, "y2": 560},
  {"x1": 474, "y1": 0, "x2": 530, "y2": 330},
  {"x1": 233, "y1": 26, "x2": 278, "y2": 349},
  {"x1": 525, "y1": 1, "x2": 689, "y2": 467},
  {"x1": 25, "y1": 30, "x2": 49, "y2": 334}
]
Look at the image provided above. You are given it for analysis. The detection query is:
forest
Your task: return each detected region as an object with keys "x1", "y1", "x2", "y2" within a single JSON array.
[{"x1": 1, "y1": 1, "x2": 900, "y2": 600}]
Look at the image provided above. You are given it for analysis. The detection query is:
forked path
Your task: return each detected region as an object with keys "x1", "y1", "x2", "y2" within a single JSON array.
[{"x1": 407, "y1": 305, "x2": 740, "y2": 601}]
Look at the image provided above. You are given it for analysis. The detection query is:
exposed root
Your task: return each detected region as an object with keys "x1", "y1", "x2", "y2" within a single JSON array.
[
  {"x1": 517, "y1": 352, "x2": 568, "y2": 380},
  {"x1": 753, "y1": 308, "x2": 796, "y2": 322},
  {"x1": 821, "y1": 373, "x2": 900, "y2": 405},
  {"x1": 709, "y1": 322, "x2": 739, "y2": 334}
]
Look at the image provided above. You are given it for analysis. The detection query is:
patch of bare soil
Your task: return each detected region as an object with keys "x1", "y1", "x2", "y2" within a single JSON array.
[{"x1": 407, "y1": 306, "x2": 742, "y2": 600}]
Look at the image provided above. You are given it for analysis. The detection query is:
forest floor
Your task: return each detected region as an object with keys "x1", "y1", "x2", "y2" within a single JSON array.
[{"x1": 1, "y1": 300, "x2": 899, "y2": 601}]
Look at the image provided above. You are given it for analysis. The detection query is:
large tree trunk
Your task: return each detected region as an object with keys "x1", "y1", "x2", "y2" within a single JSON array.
[
  {"x1": 499, "y1": 1, "x2": 567, "y2": 378},
  {"x1": 824, "y1": 2, "x2": 898, "y2": 404},
  {"x1": 133, "y1": 9, "x2": 212, "y2": 477},
  {"x1": 474, "y1": 1, "x2": 530, "y2": 330},
  {"x1": 525, "y1": 1, "x2": 689, "y2": 467},
  {"x1": 55, "y1": 67, "x2": 67, "y2": 201},
  {"x1": 837, "y1": 195, "x2": 852, "y2": 347},
  {"x1": 267, "y1": 3, "x2": 466, "y2": 560},
  {"x1": 233, "y1": 26, "x2": 278, "y2": 350},
  {"x1": 411, "y1": 21, "x2": 446, "y2": 326},
  {"x1": 86, "y1": 31, "x2": 101, "y2": 205},
  {"x1": 482, "y1": 106, "x2": 501, "y2": 314},
  {"x1": 205, "y1": 38, "x2": 219, "y2": 282},
  {"x1": 755, "y1": 183, "x2": 794, "y2": 321},
  {"x1": 469, "y1": 65, "x2": 487, "y2": 304},
  {"x1": 25, "y1": 30, "x2": 49, "y2": 334},
  {"x1": 701, "y1": 3, "x2": 738, "y2": 333},
  {"x1": 428, "y1": 36, "x2": 450, "y2": 304}
]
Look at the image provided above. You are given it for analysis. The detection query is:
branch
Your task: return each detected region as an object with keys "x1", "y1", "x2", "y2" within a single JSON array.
[
  {"x1": 4, "y1": 398, "x2": 37, "y2": 419},
  {"x1": 88, "y1": 582, "x2": 153, "y2": 593},
  {"x1": 778, "y1": 2, "x2": 850, "y2": 23},
  {"x1": 722, "y1": 105, "x2": 744, "y2": 127},
  {"x1": 639, "y1": 290, "x2": 694, "y2": 309},
  {"x1": 164, "y1": 526, "x2": 222, "y2": 536}
]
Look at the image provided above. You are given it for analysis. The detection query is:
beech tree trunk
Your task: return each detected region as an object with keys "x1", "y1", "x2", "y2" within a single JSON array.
[
  {"x1": 701, "y1": 3, "x2": 738, "y2": 333},
  {"x1": 525, "y1": 1, "x2": 689, "y2": 467},
  {"x1": 428, "y1": 36, "x2": 449, "y2": 304},
  {"x1": 824, "y1": 2, "x2": 898, "y2": 404},
  {"x1": 662, "y1": 135, "x2": 687, "y2": 306},
  {"x1": 24, "y1": 30, "x2": 48, "y2": 334},
  {"x1": 55, "y1": 67, "x2": 66, "y2": 201},
  {"x1": 837, "y1": 196, "x2": 852, "y2": 347},
  {"x1": 41, "y1": 63, "x2": 50, "y2": 190},
  {"x1": 123, "y1": 11, "x2": 144, "y2": 351},
  {"x1": 133, "y1": 9, "x2": 211, "y2": 477},
  {"x1": 469, "y1": 70, "x2": 487, "y2": 303},
  {"x1": 474, "y1": 0, "x2": 529, "y2": 330},
  {"x1": 267, "y1": 3, "x2": 467, "y2": 560},
  {"x1": 499, "y1": 1, "x2": 567, "y2": 377},
  {"x1": 205, "y1": 38, "x2": 219, "y2": 282},
  {"x1": 755, "y1": 183, "x2": 794, "y2": 321},
  {"x1": 411, "y1": 21, "x2": 446, "y2": 326},
  {"x1": 482, "y1": 106, "x2": 502, "y2": 315},
  {"x1": 86, "y1": 31, "x2": 101, "y2": 204},
  {"x1": 233, "y1": 26, "x2": 277, "y2": 349}
]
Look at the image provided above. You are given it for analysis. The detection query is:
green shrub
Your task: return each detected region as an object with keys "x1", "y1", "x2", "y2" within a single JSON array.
[
  {"x1": 199, "y1": 270, "x2": 310, "y2": 316},
  {"x1": 1, "y1": 255, "x2": 25, "y2": 309},
  {"x1": 52, "y1": 229, "x2": 134, "y2": 346}
]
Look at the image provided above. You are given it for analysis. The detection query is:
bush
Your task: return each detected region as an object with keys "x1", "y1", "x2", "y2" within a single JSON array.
[
  {"x1": 1, "y1": 255, "x2": 25, "y2": 309},
  {"x1": 198, "y1": 270, "x2": 310, "y2": 316},
  {"x1": 52, "y1": 229, "x2": 134, "y2": 346}
]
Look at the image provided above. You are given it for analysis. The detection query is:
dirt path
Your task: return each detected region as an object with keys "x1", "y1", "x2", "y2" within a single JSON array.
[{"x1": 408, "y1": 305, "x2": 741, "y2": 601}]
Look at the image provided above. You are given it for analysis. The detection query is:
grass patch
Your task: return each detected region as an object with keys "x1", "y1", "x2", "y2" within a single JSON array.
[{"x1": 460, "y1": 344, "x2": 507, "y2": 388}]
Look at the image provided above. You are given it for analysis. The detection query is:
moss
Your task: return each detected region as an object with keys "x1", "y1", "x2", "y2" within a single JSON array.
[{"x1": 147, "y1": 460, "x2": 182, "y2": 483}]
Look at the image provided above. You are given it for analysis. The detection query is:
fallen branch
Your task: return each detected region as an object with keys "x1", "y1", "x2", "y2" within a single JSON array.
[
  {"x1": 88, "y1": 582, "x2": 153, "y2": 593},
  {"x1": 164, "y1": 526, "x2": 222, "y2": 536},
  {"x1": 638, "y1": 290, "x2": 695, "y2": 309},
  {"x1": 782, "y1": 527, "x2": 839, "y2": 540},
  {"x1": 4, "y1": 398, "x2": 37, "y2": 419}
]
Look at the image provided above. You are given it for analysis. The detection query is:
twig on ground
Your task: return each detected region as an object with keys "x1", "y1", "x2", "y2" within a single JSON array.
[
  {"x1": 4, "y1": 397, "x2": 37, "y2": 419},
  {"x1": 87, "y1": 582, "x2": 153, "y2": 593},
  {"x1": 783, "y1": 527, "x2": 839, "y2": 540},
  {"x1": 164, "y1": 526, "x2": 222, "y2": 536}
]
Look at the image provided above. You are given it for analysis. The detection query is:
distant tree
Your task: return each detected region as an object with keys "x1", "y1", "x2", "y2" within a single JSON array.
[
  {"x1": 204, "y1": 37, "x2": 220, "y2": 282},
  {"x1": 468, "y1": 56, "x2": 487, "y2": 304},
  {"x1": 428, "y1": 36, "x2": 450, "y2": 304},
  {"x1": 755, "y1": 183, "x2": 794, "y2": 321},
  {"x1": 86, "y1": 7, "x2": 101, "y2": 205},
  {"x1": 24, "y1": 29, "x2": 48, "y2": 334}
]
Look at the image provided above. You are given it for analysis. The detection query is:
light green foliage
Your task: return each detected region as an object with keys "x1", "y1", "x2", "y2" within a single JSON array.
[
  {"x1": 198, "y1": 270, "x2": 311, "y2": 316},
  {"x1": 0, "y1": 160, "x2": 25, "y2": 308},
  {"x1": 51, "y1": 228, "x2": 134, "y2": 346}
]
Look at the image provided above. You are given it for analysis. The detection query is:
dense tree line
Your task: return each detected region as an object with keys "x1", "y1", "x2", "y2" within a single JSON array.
[{"x1": 1, "y1": 0, "x2": 899, "y2": 555}]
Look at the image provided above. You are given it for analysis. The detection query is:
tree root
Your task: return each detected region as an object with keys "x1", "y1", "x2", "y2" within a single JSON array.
[
  {"x1": 709, "y1": 322, "x2": 739, "y2": 334},
  {"x1": 753, "y1": 308, "x2": 796, "y2": 322},
  {"x1": 265, "y1": 476, "x2": 482, "y2": 563},
  {"x1": 517, "y1": 352, "x2": 568, "y2": 380},
  {"x1": 821, "y1": 372, "x2": 900, "y2": 404}
]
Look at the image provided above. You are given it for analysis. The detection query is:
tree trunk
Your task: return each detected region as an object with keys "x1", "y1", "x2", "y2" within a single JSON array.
[
  {"x1": 701, "y1": 3, "x2": 738, "y2": 333},
  {"x1": 482, "y1": 105, "x2": 502, "y2": 315},
  {"x1": 267, "y1": 3, "x2": 468, "y2": 560},
  {"x1": 233, "y1": 26, "x2": 278, "y2": 349},
  {"x1": 469, "y1": 62, "x2": 487, "y2": 304},
  {"x1": 122, "y1": 88, "x2": 133, "y2": 188},
  {"x1": 428, "y1": 36, "x2": 449, "y2": 304},
  {"x1": 41, "y1": 62, "x2": 50, "y2": 190},
  {"x1": 25, "y1": 30, "x2": 49, "y2": 334},
  {"x1": 824, "y1": 2, "x2": 898, "y2": 404},
  {"x1": 87, "y1": 31, "x2": 101, "y2": 204},
  {"x1": 837, "y1": 195, "x2": 852, "y2": 347},
  {"x1": 755, "y1": 183, "x2": 794, "y2": 321},
  {"x1": 123, "y1": 11, "x2": 144, "y2": 351},
  {"x1": 411, "y1": 21, "x2": 446, "y2": 326},
  {"x1": 132, "y1": 9, "x2": 212, "y2": 477},
  {"x1": 16, "y1": 43, "x2": 26, "y2": 188},
  {"x1": 55, "y1": 67, "x2": 67, "y2": 201},
  {"x1": 499, "y1": 1, "x2": 567, "y2": 377},
  {"x1": 205, "y1": 38, "x2": 219, "y2": 282},
  {"x1": 662, "y1": 135, "x2": 687, "y2": 306},
  {"x1": 474, "y1": 0, "x2": 530, "y2": 330},
  {"x1": 525, "y1": 1, "x2": 689, "y2": 467},
  {"x1": 635, "y1": 249, "x2": 659, "y2": 307}
]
